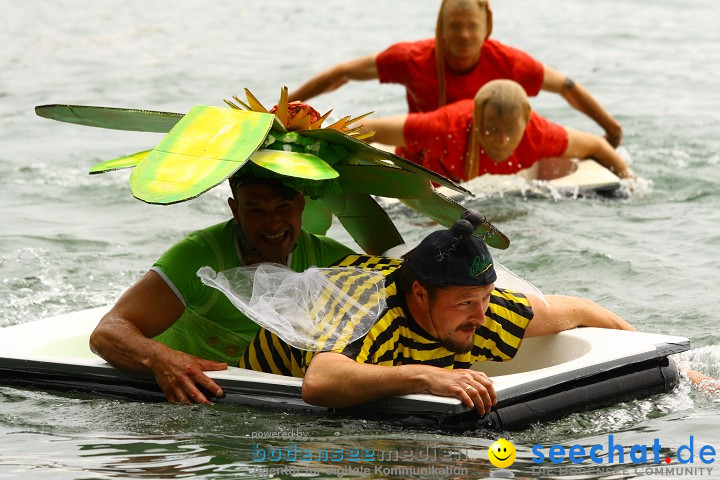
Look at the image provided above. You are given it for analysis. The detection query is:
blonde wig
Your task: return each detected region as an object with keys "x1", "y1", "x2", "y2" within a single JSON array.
[
  {"x1": 435, "y1": 0, "x2": 493, "y2": 108},
  {"x1": 465, "y1": 79, "x2": 531, "y2": 180}
]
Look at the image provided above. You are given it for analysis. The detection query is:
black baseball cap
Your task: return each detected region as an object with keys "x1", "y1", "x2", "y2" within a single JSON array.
[{"x1": 404, "y1": 211, "x2": 497, "y2": 287}]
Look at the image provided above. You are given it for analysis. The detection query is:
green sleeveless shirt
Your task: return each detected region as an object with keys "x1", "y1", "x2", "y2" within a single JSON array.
[{"x1": 151, "y1": 220, "x2": 354, "y2": 364}]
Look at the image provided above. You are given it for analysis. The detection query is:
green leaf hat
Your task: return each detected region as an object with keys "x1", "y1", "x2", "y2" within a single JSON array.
[{"x1": 35, "y1": 88, "x2": 509, "y2": 253}]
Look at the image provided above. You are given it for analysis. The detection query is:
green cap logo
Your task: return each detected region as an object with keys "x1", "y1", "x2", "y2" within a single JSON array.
[{"x1": 469, "y1": 255, "x2": 493, "y2": 277}]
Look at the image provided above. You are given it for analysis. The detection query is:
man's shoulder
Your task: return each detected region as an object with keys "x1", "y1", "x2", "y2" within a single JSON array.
[
  {"x1": 527, "y1": 110, "x2": 559, "y2": 129},
  {"x1": 151, "y1": 219, "x2": 237, "y2": 304},
  {"x1": 489, "y1": 287, "x2": 533, "y2": 318},
  {"x1": 438, "y1": 98, "x2": 475, "y2": 117},
  {"x1": 491, "y1": 287, "x2": 529, "y2": 302},
  {"x1": 482, "y1": 38, "x2": 530, "y2": 58},
  {"x1": 155, "y1": 219, "x2": 235, "y2": 269},
  {"x1": 385, "y1": 38, "x2": 435, "y2": 53},
  {"x1": 295, "y1": 229, "x2": 355, "y2": 268},
  {"x1": 524, "y1": 111, "x2": 563, "y2": 142},
  {"x1": 184, "y1": 219, "x2": 234, "y2": 244},
  {"x1": 420, "y1": 99, "x2": 475, "y2": 134},
  {"x1": 379, "y1": 38, "x2": 436, "y2": 66},
  {"x1": 410, "y1": 98, "x2": 473, "y2": 125},
  {"x1": 522, "y1": 111, "x2": 568, "y2": 157}
]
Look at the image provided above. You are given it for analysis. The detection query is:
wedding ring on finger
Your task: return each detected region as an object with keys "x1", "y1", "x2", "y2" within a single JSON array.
[{"x1": 464, "y1": 384, "x2": 474, "y2": 393}]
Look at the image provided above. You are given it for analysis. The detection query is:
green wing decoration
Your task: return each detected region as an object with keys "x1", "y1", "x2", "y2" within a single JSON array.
[
  {"x1": 300, "y1": 128, "x2": 470, "y2": 195},
  {"x1": 323, "y1": 190, "x2": 404, "y2": 255},
  {"x1": 293, "y1": 130, "x2": 508, "y2": 248},
  {"x1": 35, "y1": 88, "x2": 509, "y2": 251},
  {"x1": 35, "y1": 104, "x2": 183, "y2": 132},
  {"x1": 334, "y1": 164, "x2": 432, "y2": 198},
  {"x1": 129, "y1": 106, "x2": 274, "y2": 204},
  {"x1": 301, "y1": 198, "x2": 334, "y2": 236},
  {"x1": 250, "y1": 150, "x2": 338, "y2": 181},
  {"x1": 400, "y1": 192, "x2": 509, "y2": 249},
  {"x1": 89, "y1": 150, "x2": 150, "y2": 174}
]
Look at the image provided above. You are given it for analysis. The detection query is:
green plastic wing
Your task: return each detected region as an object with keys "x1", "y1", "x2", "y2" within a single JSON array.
[
  {"x1": 322, "y1": 191, "x2": 404, "y2": 255},
  {"x1": 300, "y1": 129, "x2": 472, "y2": 196},
  {"x1": 89, "y1": 150, "x2": 151, "y2": 174},
  {"x1": 130, "y1": 106, "x2": 274, "y2": 204},
  {"x1": 250, "y1": 149, "x2": 338, "y2": 180},
  {"x1": 35, "y1": 105, "x2": 183, "y2": 132},
  {"x1": 301, "y1": 128, "x2": 510, "y2": 247},
  {"x1": 400, "y1": 191, "x2": 509, "y2": 250},
  {"x1": 334, "y1": 164, "x2": 432, "y2": 198},
  {"x1": 301, "y1": 197, "x2": 334, "y2": 235}
]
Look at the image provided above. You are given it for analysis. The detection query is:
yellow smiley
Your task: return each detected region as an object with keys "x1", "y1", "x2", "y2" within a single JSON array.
[{"x1": 488, "y1": 438, "x2": 516, "y2": 468}]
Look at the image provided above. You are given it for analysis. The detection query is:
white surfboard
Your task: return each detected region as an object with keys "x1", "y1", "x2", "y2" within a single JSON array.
[
  {"x1": 0, "y1": 306, "x2": 687, "y2": 430},
  {"x1": 371, "y1": 143, "x2": 621, "y2": 201}
]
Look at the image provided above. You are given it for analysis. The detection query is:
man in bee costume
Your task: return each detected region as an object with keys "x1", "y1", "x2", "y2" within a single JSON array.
[{"x1": 237, "y1": 211, "x2": 636, "y2": 415}]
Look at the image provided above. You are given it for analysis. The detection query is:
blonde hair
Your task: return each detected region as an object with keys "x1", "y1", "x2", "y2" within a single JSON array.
[
  {"x1": 435, "y1": 0, "x2": 493, "y2": 108},
  {"x1": 465, "y1": 80, "x2": 531, "y2": 180}
]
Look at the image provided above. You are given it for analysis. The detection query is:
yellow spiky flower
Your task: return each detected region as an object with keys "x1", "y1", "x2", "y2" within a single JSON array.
[{"x1": 223, "y1": 87, "x2": 375, "y2": 140}]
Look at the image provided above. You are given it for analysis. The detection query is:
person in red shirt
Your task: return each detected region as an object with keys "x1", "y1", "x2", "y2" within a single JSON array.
[
  {"x1": 288, "y1": 0, "x2": 623, "y2": 148},
  {"x1": 359, "y1": 80, "x2": 634, "y2": 183}
]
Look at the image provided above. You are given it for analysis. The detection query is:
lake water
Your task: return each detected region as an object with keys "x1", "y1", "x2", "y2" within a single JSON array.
[{"x1": 2, "y1": 0, "x2": 719, "y2": 478}]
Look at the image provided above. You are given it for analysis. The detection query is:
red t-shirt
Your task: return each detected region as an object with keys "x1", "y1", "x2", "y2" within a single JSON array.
[
  {"x1": 403, "y1": 100, "x2": 569, "y2": 182},
  {"x1": 376, "y1": 38, "x2": 544, "y2": 113}
]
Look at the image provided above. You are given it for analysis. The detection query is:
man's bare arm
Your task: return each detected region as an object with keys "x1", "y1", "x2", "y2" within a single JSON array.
[
  {"x1": 563, "y1": 126, "x2": 635, "y2": 179},
  {"x1": 524, "y1": 294, "x2": 637, "y2": 338},
  {"x1": 525, "y1": 294, "x2": 720, "y2": 392},
  {"x1": 357, "y1": 115, "x2": 408, "y2": 146},
  {"x1": 288, "y1": 54, "x2": 379, "y2": 103},
  {"x1": 302, "y1": 352, "x2": 496, "y2": 414},
  {"x1": 90, "y1": 271, "x2": 227, "y2": 403},
  {"x1": 542, "y1": 65, "x2": 623, "y2": 147}
]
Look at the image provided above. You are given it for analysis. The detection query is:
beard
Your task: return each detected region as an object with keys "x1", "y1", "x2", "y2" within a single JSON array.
[
  {"x1": 428, "y1": 301, "x2": 477, "y2": 354},
  {"x1": 439, "y1": 325, "x2": 477, "y2": 354}
]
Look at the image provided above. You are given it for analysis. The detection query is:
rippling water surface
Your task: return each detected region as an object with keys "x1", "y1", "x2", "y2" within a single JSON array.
[{"x1": 2, "y1": 0, "x2": 720, "y2": 478}]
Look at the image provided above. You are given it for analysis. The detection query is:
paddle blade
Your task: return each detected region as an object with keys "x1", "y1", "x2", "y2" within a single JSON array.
[
  {"x1": 400, "y1": 190, "x2": 510, "y2": 250},
  {"x1": 322, "y1": 191, "x2": 404, "y2": 255},
  {"x1": 129, "y1": 106, "x2": 274, "y2": 204},
  {"x1": 250, "y1": 149, "x2": 338, "y2": 180},
  {"x1": 35, "y1": 105, "x2": 183, "y2": 133},
  {"x1": 89, "y1": 150, "x2": 151, "y2": 174}
]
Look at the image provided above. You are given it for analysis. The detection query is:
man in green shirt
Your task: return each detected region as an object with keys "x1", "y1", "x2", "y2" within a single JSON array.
[{"x1": 89, "y1": 172, "x2": 354, "y2": 404}]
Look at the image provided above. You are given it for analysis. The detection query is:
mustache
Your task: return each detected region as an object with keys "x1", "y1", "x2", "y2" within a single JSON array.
[{"x1": 456, "y1": 322, "x2": 480, "y2": 332}]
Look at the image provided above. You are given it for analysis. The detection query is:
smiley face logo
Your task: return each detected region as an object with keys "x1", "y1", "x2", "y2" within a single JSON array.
[{"x1": 488, "y1": 438, "x2": 516, "y2": 468}]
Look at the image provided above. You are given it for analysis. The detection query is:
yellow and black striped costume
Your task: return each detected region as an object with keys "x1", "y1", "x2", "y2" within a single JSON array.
[{"x1": 239, "y1": 254, "x2": 534, "y2": 377}]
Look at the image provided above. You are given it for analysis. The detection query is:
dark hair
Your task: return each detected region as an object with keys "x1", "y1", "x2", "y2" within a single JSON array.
[
  {"x1": 397, "y1": 252, "x2": 445, "y2": 301},
  {"x1": 229, "y1": 172, "x2": 298, "y2": 201}
]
